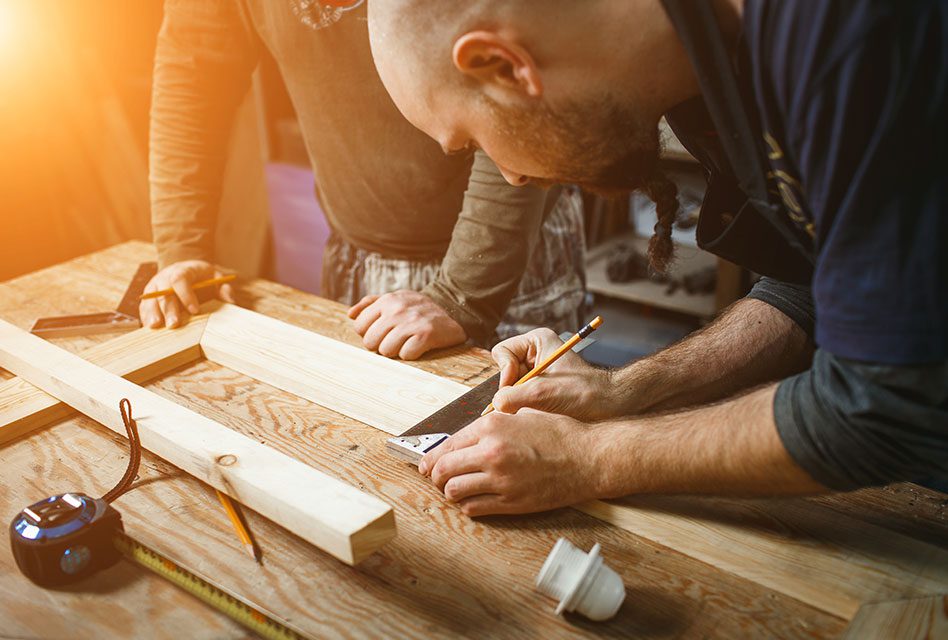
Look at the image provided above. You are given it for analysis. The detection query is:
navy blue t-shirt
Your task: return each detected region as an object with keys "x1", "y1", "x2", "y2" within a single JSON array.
[{"x1": 743, "y1": 0, "x2": 947, "y2": 364}]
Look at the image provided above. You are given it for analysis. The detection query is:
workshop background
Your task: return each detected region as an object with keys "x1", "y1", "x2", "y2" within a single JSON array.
[{"x1": 0, "y1": 0, "x2": 748, "y2": 364}]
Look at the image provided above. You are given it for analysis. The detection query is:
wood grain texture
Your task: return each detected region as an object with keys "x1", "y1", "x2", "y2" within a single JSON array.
[
  {"x1": 809, "y1": 483, "x2": 948, "y2": 550},
  {"x1": 200, "y1": 303, "x2": 467, "y2": 435},
  {"x1": 2, "y1": 242, "x2": 945, "y2": 638},
  {"x1": 121, "y1": 358, "x2": 851, "y2": 639},
  {"x1": 0, "y1": 315, "x2": 206, "y2": 446},
  {"x1": 0, "y1": 319, "x2": 395, "y2": 565},
  {"x1": 576, "y1": 496, "x2": 948, "y2": 620},
  {"x1": 843, "y1": 595, "x2": 947, "y2": 639}
]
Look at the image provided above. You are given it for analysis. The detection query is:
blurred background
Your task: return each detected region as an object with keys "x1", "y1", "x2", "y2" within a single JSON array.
[{"x1": 0, "y1": 1, "x2": 161, "y2": 280}]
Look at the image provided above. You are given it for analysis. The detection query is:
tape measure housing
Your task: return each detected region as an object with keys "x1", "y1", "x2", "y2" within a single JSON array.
[{"x1": 10, "y1": 492, "x2": 124, "y2": 587}]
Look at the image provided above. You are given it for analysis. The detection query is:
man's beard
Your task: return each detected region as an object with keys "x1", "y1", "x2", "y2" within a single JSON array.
[{"x1": 485, "y1": 93, "x2": 662, "y2": 196}]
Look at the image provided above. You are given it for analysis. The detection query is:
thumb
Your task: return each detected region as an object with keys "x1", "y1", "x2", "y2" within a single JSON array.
[
  {"x1": 493, "y1": 380, "x2": 551, "y2": 414},
  {"x1": 214, "y1": 269, "x2": 236, "y2": 303},
  {"x1": 494, "y1": 352, "x2": 521, "y2": 388}
]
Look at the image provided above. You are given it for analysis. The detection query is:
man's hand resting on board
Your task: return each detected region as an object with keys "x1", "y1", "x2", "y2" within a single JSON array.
[
  {"x1": 418, "y1": 408, "x2": 604, "y2": 516},
  {"x1": 140, "y1": 260, "x2": 235, "y2": 329},
  {"x1": 348, "y1": 290, "x2": 467, "y2": 360}
]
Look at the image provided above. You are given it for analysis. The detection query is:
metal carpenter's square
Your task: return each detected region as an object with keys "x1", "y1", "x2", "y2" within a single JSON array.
[
  {"x1": 386, "y1": 332, "x2": 595, "y2": 464},
  {"x1": 30, "y1": 262, "x2": 157, "y2": 338}
]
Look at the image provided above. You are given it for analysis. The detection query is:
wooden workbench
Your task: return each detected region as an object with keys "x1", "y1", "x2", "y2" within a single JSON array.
[{"x1": 1, "y1": 242, "x2": 946, "y2": 639}]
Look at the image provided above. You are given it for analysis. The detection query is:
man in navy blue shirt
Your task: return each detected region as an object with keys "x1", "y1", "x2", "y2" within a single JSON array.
[{"x1": 366, "y1": 0, "x2": 947, "y2": 514}]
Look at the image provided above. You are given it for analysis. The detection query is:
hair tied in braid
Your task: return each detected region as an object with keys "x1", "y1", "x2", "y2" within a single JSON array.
[{"x1": 644, "y1": 172, "x2": 680, "y2": 275}]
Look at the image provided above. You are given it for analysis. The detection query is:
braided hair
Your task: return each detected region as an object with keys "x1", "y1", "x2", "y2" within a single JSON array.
[{"x1": 643, "y1": 172, "x2": 680, "y2": 275}]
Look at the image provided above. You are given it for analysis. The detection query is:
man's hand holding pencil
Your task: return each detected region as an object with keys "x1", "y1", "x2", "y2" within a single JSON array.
[
  {"x1": 489, "y1": 327, "x2": 619, "y2": 421},
  {"x1": 140, "y1": 260, "x2": 236, "y2": 329}
]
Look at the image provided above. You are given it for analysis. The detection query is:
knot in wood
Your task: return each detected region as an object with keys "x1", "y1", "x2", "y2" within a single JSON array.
[{"x1": 216, "y1": 454, "x2": 238, "y2": 467}]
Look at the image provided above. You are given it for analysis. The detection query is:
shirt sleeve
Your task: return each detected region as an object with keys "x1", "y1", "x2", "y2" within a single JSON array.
[
  {"x1": 149, "y1": 0, "x2": 260, "y2": 268},
  {"x1": 422, "y1": 150, "x2": 554, "y2": 340},
  {"x1": 774, "y1": 349, "x2": 948, "y2": 490},
  {"x1": 745, "y1": 277, "x2": 815, "y2": 339}
]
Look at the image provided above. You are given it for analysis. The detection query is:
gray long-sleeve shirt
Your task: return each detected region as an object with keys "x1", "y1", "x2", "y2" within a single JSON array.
[{"x1": 749, "y1": 278, "x2": 948, "y2": 490}]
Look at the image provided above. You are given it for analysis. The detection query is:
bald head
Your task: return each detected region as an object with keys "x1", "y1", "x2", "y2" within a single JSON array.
[{"x1": 368, "y1": 0, "x2": 701, "y2": 193}]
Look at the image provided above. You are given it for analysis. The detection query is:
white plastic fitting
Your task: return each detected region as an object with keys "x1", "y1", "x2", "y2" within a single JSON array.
[{"x1": 535, "y1": 538, "x2": 626, "y2": 621}]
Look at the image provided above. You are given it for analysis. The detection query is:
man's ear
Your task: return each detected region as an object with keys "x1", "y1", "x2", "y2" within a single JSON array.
[{"x1": 452, "y1": 31, "x2": 543, "y2": 98}]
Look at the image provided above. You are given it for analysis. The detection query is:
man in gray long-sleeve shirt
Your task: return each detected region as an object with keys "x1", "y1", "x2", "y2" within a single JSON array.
[
  {"x1": 141, "y1": 0, "x2": 586, "y2": 360},
  {"x1": 365, "y1": 0, "x2": 947, "y2": 515}
]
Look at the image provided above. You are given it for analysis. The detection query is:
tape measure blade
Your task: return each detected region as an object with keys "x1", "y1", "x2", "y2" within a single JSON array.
[{"x1": 114, "y1": 534, "x2": 305, "y2": 640}]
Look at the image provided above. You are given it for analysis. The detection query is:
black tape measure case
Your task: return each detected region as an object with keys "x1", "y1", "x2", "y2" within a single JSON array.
[{"x1": 10, "y1": 492, "x2": 125, "y2": 587}]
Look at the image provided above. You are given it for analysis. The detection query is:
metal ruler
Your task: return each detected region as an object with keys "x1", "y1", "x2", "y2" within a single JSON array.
[
  {"x1": 30, "y1": 262, "x2": 157, "y2": 338},
  {"x1": 113, "y1": 533, "x2": 304, "y2": 640}
]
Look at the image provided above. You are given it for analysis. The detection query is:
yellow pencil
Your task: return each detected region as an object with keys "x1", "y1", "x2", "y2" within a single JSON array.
[
  {"x1": 139, "y1": 274, "x2": 237, "y2": 301},
  {"x1": 482, "y1": 316, "x2": 603, "y2": 416},
  {"x1": 215, "y1": 489, "x2": 262, "y2": 564}
]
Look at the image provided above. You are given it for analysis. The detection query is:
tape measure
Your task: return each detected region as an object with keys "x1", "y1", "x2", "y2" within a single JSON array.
[
  {"x1": 113, "y1": 533, "x2": 301, "y2": 640},
  {"x1": 8, "y1": 399, "x2": 303, "y2": 639}
]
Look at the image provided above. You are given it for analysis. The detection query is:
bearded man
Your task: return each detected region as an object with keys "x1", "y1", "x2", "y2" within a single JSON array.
[{"x1": 367, "y1": 0, "x2": 948, "y2": 515}]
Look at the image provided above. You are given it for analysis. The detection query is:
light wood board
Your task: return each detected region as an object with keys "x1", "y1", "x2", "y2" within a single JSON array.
[
  {"x1": 0, "y1": 318, "x2": 395, "y2": 565},
  {"x1": 576, "y1": 496, "x2": 948, "y2": 619},
  {"x1": 3, "y1": 295, "x2": 947, "y2": 619},
  {"x1": 0, "y1": 315, "x2": 206, "y2": 445},
  {"x1": 200, "y1": 303, "x2": 467, "y2": 435},
  {"x1": 843, "y1": 595, "x2": 947, "y2": 639}
]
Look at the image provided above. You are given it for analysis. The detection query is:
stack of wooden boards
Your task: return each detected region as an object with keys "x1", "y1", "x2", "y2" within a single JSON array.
[
  {"x1": 1, "y1": 243, "x2": 946, "y2": 638},
  {"x1": 0, "y1": 302, "x2": 475, "y2": 564}
]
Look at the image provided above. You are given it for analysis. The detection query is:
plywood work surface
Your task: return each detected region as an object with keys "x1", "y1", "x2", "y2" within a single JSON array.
[{"x1": 0, "y1": 241, "x2": 945, "y2": 639}]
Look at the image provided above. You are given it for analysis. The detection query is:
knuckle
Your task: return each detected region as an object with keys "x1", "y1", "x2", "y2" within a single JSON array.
[
  {"x1": 482, "y1": 442, "x2": 506, "y2": 465},
  {"x1": 430, "y1": 460, "x2": 448, "y2": 485},
  {"x1": 443, "y1": 481, "x2": 460, "y2": 501},
  {"x1": 480, "y1": 414, "x2": 502, "y2": 433}
]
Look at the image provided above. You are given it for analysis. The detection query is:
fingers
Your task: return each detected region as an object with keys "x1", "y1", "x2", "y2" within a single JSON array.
[
  {"x1": 158, "y1": 291, "x2": 186, "y2": 328},
  {"x1": 352, "y1": 301, "x2": 383, "y2": 337},
  {"x1": 419, "y1": 426, "x2": 480, "y2": 475},
  {"x1": 398, "y1": 334, "x2": 426, "y2": 360},
  {"x1": 218, "y1": 282, "x2": 236, "y2": 304},
  {"x1": 139, "y1": 281, "x2": 163, "y2": 328},
  {"x1": 361, "y1": 315, "x2": 393, "y2": 352},
  {"x1": 429, "y1": 445, "x2": 488, "y2": 492},
  {"x1": 348, "y1": 295, "x2": 379, "y2": 320},
  {"x1": 492, "y1": 378, "x2": 559, "y2": 414},
  {"x1": 491, "y1": 328, "x2": 562, "y2": 388},
  {"x1": 377, "y1": 327, "x2": 410, "y2": 358},
  {"x1": 171, "y1": 278, "x2": 200, "y2": 315},
  {"x1": 457, "y1": 494, "x2": 513, "y2": 517},
  {"x1": 443, "y1": 472, "x2": 496, "y2": 503}
]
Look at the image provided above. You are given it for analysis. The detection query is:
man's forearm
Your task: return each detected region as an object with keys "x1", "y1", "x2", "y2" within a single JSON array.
[
  {"x1": 614, "y1": 298, "x2": 813, "y2": 415},
  {"x1": 591, "y1": 384, "x2": 825, "y2": 497},
  {"x1": 424, "y1": 151, "x2": 551, "y2": 339},
  {"x1": 150, "y1": 0, "x2": 258, "y2": 267}
]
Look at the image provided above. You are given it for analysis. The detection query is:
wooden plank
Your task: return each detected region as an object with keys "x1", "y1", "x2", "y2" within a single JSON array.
[
  {"x1": 2, "y1": 398, "x2": 848, "y2": 640},
  {"x1": 0, "y1": 318, "x2": 396, "y2": 565},
  {"x1": 575, "y1": 496, "x2": 948, "y2": 619},
  {"x1": 843, "y1": 595, "x2": 947, "y2": 639},
  {"x1": 200, "y1": 303, "x2": 467, "y2": 436},
  {"x1": 0, "y1": 315, "x2": 207, "y2": 446}
]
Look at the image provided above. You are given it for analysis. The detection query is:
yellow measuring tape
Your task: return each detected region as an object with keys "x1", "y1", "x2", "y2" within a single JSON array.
[{"x1": 113, "y1": 534, "x2": 302, "y2": 640}]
